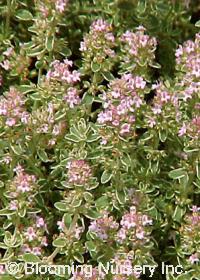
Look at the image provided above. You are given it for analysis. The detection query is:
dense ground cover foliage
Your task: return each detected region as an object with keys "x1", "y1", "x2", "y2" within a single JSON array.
[{"x1": 0, "y1": 0, "x2": 200, "y2": 279}]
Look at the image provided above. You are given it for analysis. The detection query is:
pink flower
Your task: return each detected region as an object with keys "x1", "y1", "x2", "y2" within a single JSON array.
[
  {"x1": 136, "y1": 230, "x2": 145, "y2": 239},
  {"x1": 57, "y1": 221, "x2": 65, "y2": 231},
  {"x1": 6, "y1": 118, "x2": 16, "y2": 126},
  {"x1": 152, "y1": 104, "x2": 162, "y2": 114},
  {"x1": 175, "y1": 45, "x2": 183, "y2": 57},
  {"x1": 0, "y1": 265, "x2": 5, "y2": 275},
  {"x1": 74, "y1": 225, "x2": 84, "y2": 239},
  {"x1": 3, "y1": 47, "x2": 13, "y2": 57},
  {"x1": 13, "y1": 164, "x2": 24, "y2": 174},
  {"x1": 89, "y1": 212, "x2": 119, "y2": 240},
  {"x1": 24, "y1": 227, "x2": 37, "y2": 241},
  {"x1": 134, "y1": 76, "x2": 146, "y2": 89},
  {"x1": 9, "y1": 200, "x2": 18, "y2": 210},
  {"x1": 178, "y1": 123, "x2": 187, "y2": 136},
  {"x1": 64, "y1": 87, "x2": 80, "y2": 108},
  {"x1": 0, "y1": 60, "x2": 10, "y2": 70},
  {"x1": 100, "y1": 138, "x2": 107, "y2": 145},
  {"x1": 55, "y1": 0, "x2": 68, "y2": 13},
  {"x1": 47, "y1": 59, "x2": 80, "y2": 85},
  {"x1": 189, "y1": 253, "x2": 199, "y2": 264},
  {"x1": 41, "y1": 236, "x2": 48, "y2": 247},
  {"x1": 2, "y1": 155, "x2": 12, "y2": 164},
  {"x1": 148, "y1": 117, "x2": 156, "y2": 128},
  {"x1": 120, "y1": 123, "x2": 131, "y2": 135},
  {"x1": 117, "y1": 206, "x2": 152, "y2": 243},
  {"x1": 105, "y1": 32, "x2": 115, "y2": 42},
  {"x1": 91, "y1": 19, "x2": 111, "y2": 33},
  {"x1": 36, "y1": 217, "x2": 45, "y2": 228},
  {"x1": 21, "y1": 244, "x2": 32, "y2": 253},
  {"x1": 17, "y1": 180, "x2": 31, "y2": 193},
  {"x1": 32, "y1": 247, "x2": 42, "y2": 256},
  {"x1": 79, "y1": 41, "x2": 87, "y2": 51},
  {"x1": 191, "y1": 205, "x2": 200, "y2": 213},
  {"x1": 66, "y1": 159, "x2": 92, "y2": 185}
]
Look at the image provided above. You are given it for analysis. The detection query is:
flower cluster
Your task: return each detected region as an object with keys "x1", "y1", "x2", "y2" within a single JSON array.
[
  {"x1": 0, "y1": 47, "x2": 13, "y2": 70},
  {"x1": 7, "y1": 165, "x2": 37, "y2": 200},
  {"x1": 26, "y1": 103, "x2": 66, "y2": 146},
  {"x1": 178, "y1": 116, "x2": 200, "y2": 139},
  {"x1": 54, "y1": 0, "x2": 68, "y2": 13},
  {"x1": 20, "y1": 215, "x2": 48, "y2": 256},
  {"x1": 80, "y1": 19, "x2": 115, "y2": 74},
  {"x1": 179, "y1": 206, "x2": 200, "y2": 265},
  {"x1": 0, "y1": 46, "x2": 31, "y2": 79},
  {"x1": 117, "y1": 206, "x2": 152, "y2": 244},
  {"x1": 45, "y1": 59, "x2": 81, "y2": 108},
  {"x1": 98, "y1": 74, "x2": 146, "y2": 137},
  {"x1": 120, "y1": 26, "x2": 157, "y2": 76},
  {"x1": 175, "y1": 33, "x2": 200, "y2": 80},
  {"x1": 175, "y1": 34, "x2": 200, "y2": 98},
  {"x1": 89, "y1": 212, "x2": 119, "y2": 240},
  {"x1": 66, "y1": 159, "x2": 92, "y2": 186},
  {"x1": 57, "y1": 219, "x2": 84, "y2": 240},
  {"x1": 145, "y1": 82, "x2": 180, "y2": 133},
  {"x1": 36, "y1": 0, "x2": 68, "y2": 16},
  {"x1": 46, "y1": 59, "x2": 80, "y2": 84},
  {"x1": 0, "y1": 87, "x2": 29, "y2": 127},
  {"x1": 175, "y1": 34, "x2": 200, "y2": 142}
]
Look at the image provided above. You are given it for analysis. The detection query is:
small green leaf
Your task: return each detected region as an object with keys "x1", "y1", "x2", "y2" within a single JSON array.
[
  {"x1": 71, "y1": 198, "x2": 82, "y2": 208},
  {"x1": 30, "y1": 92, "x2": 41, "y2": 101},
  {"x1": 63, "y1": 213, "x2": 72, "y2": 229},
  {"x1": 169, "y1": 168, "x2": 187, "y2": 179},
  {"x1": 83, "y1": 192, "x2": 93, "y2": 202},
  {"x1": 184, "y1": 147, "x2": 199, "y2": 153},
  {"x1": 91, "y1": 61, "x2": 101, "y2": 72},
  {"x1": 59, "y1": 47, "x2": 72, "y2": 57},
  {"x1": 18, "y1": 207, "x2": 26, "y2": 218},
  {"x1": 0, "y1": 209, "x2": 15, "y2": 216},
  {"x1": 16, "y1": 9, "x2": 33, "y2": 20},
  {"x1": 159, "y1": 130, "x2": 167, "y2": 142},
  {"x1": 195, "y1": 20, "x2": 200, "y2": 27},
  {"x1": 18, "y1": 84, "x2": 36, "y2": 94},
  {"x1": 55, "y1": 111, "x2": 66, "y2": 121},
  {"x1": 37, "y1": 149, "x2": 49, "y2": 162},
  {"x1": 172, "y1": 206, "x2": 185, "y2": 223},
  {"x1": 53, "y1": 237, "x2": 67, "y2": 248},
  {"x1": 95, "y1": 196, "x2": 109, "y2": 209},
  {"x1": 115, "y1": 189, "x2": 126, "y2": 204},
  {"x1": 101, "y1": 170, "x2": 112, "y2": 184},
  {"x1": 102, "y1": 71, "x2": 114, "y2": 81},
  {"x1": 73, "y1": 252, "x2": 84, "y2": 263},
  {"x1": 26, "y1": 45, "x2": 45, "y2": 57},
  {"x1": 86, "y1": 241, "x2": 96, "y2": 251},
  {"x1": 45, "y1": 36, "x2": 54, "y2": 52},
  {"x1": 23, "y1": 253, "x2": 41, "y2": 263},
  {"x1": 85, "y1": 209, "x2": 101, "y2": 219},
  {"x1": 149, "y1": 62, "x2": 161, "y2": 69},
  {"x1": 10, "y1": 144, "x2": 23, "y2": 155},
  {"x1": 0, "y1": 242, "x2": 7, "y2": 249},
  {"x1": 82, "y1": 92, "x2": 94, "y2": 105},
  {"x1": 176, "y1": 270, "x2": 195, "y2": 280},
  {"x1": 87, "y1": 134, "x2": 100, "y2": 142},
  {"x1": 65, "y1": 134, "x2": 81, "y2": 143},
  {"x1": 196, "y1": 161, "x2": 200, "y2": 180},
  {"x1": 54, "y1": 202, "x2": 67, "y2": 212}
]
